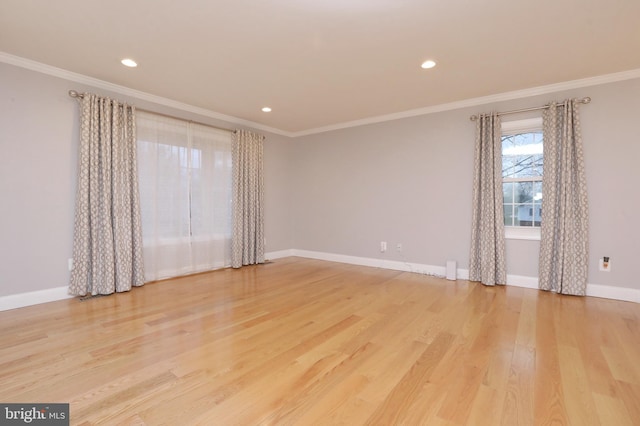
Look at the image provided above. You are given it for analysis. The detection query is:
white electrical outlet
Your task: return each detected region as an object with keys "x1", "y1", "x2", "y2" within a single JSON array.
[
  {"x1": 68, "y1": 258, "x2": 74, "y2": 271},
  {"x1": 380, "y1": 241, "x2": 387, "y2": 252},
  {"x1": 599, "y1": 257, "x2": 611, "y2": 272},
  {"x1": 396, "y1": 243, "x2": 402, "y2": 252}
]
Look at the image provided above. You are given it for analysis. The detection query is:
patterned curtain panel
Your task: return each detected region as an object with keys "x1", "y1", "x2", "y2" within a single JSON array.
[
  {"x1": 538, "y1": 100, "x2": 589, "y2": 295},
  {"x1": 69, "y1": 94, "x2": 145, "y2": 296},
  {"x1": 469, "y1": 113, "x2": 507, "y2": 286},
  {"x1": 231, "y1": 130, "x2": 265, "y2": 268}
]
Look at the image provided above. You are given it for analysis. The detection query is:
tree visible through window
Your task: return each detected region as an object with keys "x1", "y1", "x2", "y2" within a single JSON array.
[{"x1": 502, "y1": 128, "x2": 543, "y2": 228}]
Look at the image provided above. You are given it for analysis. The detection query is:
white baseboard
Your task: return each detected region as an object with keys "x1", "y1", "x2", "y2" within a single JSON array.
[
  {"x1": 0, "y1": 286, "x2": 73, "y2": 312},
  {"x1": 0, "y1": 253, "x2": 298, "y2": 312},
  {"x1": 506, "y1": 275, "x2": 539, "y2": 289},
  {"x1": 504, "y1": 275, "x2": 640, "y2": 303},
  {"x1": 587, "y1": 283, "x2": 640, "y2": 304},
  {"x1": 265, "y1": 249, "x2": 296, "y2": 260},
  {"x1": 3, "y1": 250, "x2": 637, "y2": 311},
  {"x1": 288, "y1": 249, "x2": 468, "y2": 280},
  {"x1": 281, "y1": 249, "x2": 640, "y2": 304}
]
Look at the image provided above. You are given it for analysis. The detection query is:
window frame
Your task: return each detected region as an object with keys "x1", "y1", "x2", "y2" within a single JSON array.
[{"x1": 501, "y1": 117, "x2": 543, "y2": 241}]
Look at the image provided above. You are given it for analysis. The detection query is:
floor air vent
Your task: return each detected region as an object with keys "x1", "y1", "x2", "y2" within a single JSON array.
[{"x1": 78, "y1": 294, "x2": 108, "y2": 302}]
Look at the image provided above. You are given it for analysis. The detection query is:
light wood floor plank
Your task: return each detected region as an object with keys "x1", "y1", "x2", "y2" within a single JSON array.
[
  {"x1": 0, "y1": 257, "x2": 639, "y2": 425},
  {"x1": 533, "y1": 291, "x2": 572, "y2": 426},
  {"x1": 592, "y1": 392, "x2": 635, "y2": 426}
]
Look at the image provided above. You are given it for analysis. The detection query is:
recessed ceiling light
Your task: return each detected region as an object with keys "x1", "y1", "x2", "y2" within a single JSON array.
[
  {"x1": 421, "y1": 60, "x2": 437, "y2": 69},
  {"x1": 262, "y1": 107, "x2": 272, "y2": 112},
  {"x1": 121, "y1": 58, "x2": 138, "y2": 68}
]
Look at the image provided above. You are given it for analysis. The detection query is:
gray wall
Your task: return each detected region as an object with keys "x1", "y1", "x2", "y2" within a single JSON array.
[
  {"x1": 0, "y1": 62, "x2": 293, "y2": 297},
  {"x1": 291, "y1": 78, "x2": 640, "y2": 290},
  {"x1": 2, "y1": 60, "x2": 639, "y2": 299}
]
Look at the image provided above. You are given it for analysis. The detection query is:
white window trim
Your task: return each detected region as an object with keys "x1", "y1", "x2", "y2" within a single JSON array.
[
  {"x1": 502, "y1": 117, "x2": 543, "y2": 241},
  {"x1": 505, "y1": 226, "x2": 541, "y2": 240},
  {"x1": 501, "y1": 117, "x2": 543, "y2": 135}
]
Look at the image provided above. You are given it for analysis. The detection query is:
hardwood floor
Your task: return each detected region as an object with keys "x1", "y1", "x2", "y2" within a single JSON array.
[{"x1": 1, "y1": 257, "x2": 639, "y2": 425}]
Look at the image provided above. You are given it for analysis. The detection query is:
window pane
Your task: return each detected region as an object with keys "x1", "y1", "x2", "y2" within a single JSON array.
[
  {"x1": 515, "y1": 203, "x2": 535, "y2": 226},
  {"x1": 533, "y1": 201, "x2": 542, "y2": 226},
  {"x1": 516, "y1": 181, "x2": 534, "y2": 203},
  {"x1": 504, "y1": 205, "x2": 514, "y2": 226},
  {"x1": 503, "y1": 182, "x2": 514, "y2": 203},
  {"x1": 533, "y1": 181, "x2": 543, "y2": 202},
  {"x1": 502, "y1": 132, "x2": 543, "y2": 178},
  {"x1": 502, "y1": 126, "x2": 543, "y2": 229}
]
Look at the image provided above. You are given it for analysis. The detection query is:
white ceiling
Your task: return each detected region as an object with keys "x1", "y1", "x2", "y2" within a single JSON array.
[{"x1": 1, "y1": 0, "x2": 639, "y2": 135}]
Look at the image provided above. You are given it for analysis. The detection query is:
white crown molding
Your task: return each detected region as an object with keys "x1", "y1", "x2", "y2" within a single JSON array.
[
  {"x1": 0, "y1": 52, "x2": 293, "y2": 137},
  {"x1": 3, "y1": 51, "x2": 640, "y2": 138},
  {"x1": 291, "y1": 68, "x2": 640, "y2": 137}
]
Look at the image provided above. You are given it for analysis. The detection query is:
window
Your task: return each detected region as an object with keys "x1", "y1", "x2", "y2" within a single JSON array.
[
  {"x1": 136, "y1": 111, "x2": 233, "y2": 281},
  {"x1": 501, "y1": 118, "x2": 543, "y2": 240}
]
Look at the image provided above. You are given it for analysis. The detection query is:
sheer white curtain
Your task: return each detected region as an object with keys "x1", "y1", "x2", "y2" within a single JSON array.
[{"x1": 136, "y1": 112, "x2": 232, "y2": 281}]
